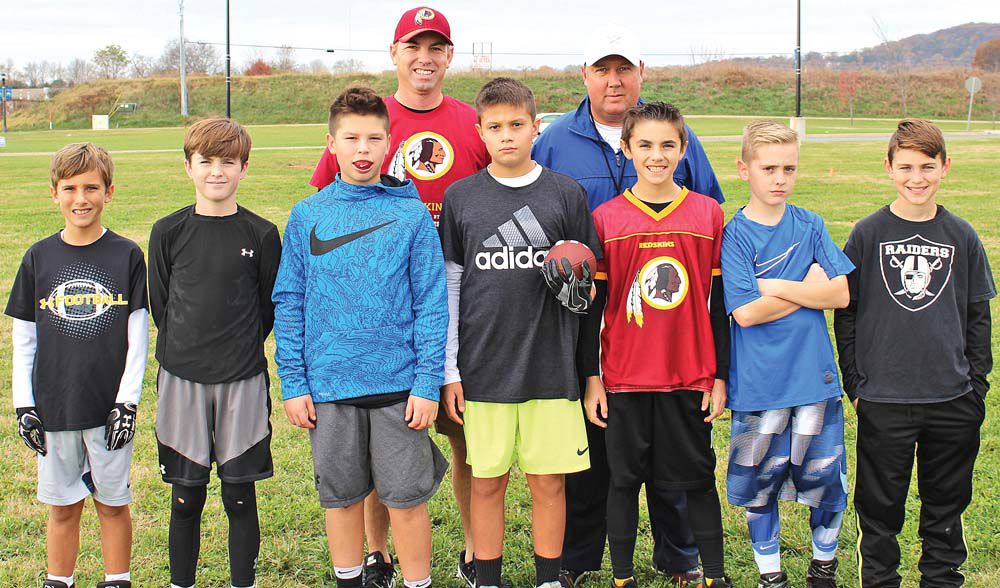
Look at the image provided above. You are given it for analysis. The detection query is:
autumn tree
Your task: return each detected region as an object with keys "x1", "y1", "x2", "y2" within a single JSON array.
[
  {"x1": 94, "y1": 45, "x2": 130, "y2": 79},
  {"x1": 873, "y1": 18, "x2": 912, "y2": 117},
  {"x1": 245, "y1": 59, "x2": 272, "y2": 76},
  {"x1": 838, "y1": 70, "x2": 860, "y2": 124},
  {"x1": 972, "y1": 39, "x2": 1000, "y2": 73}
]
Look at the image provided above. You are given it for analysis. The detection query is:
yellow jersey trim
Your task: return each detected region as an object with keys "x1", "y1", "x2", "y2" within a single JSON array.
[{"x1": 624, "y1": 187, "x2": 689, "y2": 221}]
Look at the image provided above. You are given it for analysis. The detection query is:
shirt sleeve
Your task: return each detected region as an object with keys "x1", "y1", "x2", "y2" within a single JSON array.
[
  {"x1": 720, "y1": 221, "x2": 762, "y2": 314},
  {"x1": 272, "y1": 206, "x2": 311, "y2": 400},
  {"x1": 408, "y1": 209, "x2": 449, "y2": 402},
  {"x1": 309, "y1": 148, "x2": 340, "y2": 190},
  {"x1": 967, "y1": 233, "x2": 997, "y2": 303},
  {"x1": 147, "y1": 221, "x2": 170, "y2": 328},
  {"x1": 569, "y1": 182, "x2": 603, "y2": 262},
  {"x1": 115, "y1": 309, "x2": 149, "y2": 405},
  {"x1": 257, "y1": 225, "x2": 282, "y2": 339},
  {"x1": 966, "y1": 300, "x2": 992, "y2": 398},
  {"x1": 680, "y1": 127, "x2": 725, "y2": 204},
  {"x1": 11, "y1": 318, "x2": 37, "y2": 409},
  {"x1": 5, "y1": 250, "x2": 37, "y2": 322},
  {"x1": 443, "y1": 261, "x2": 463, "y2": 385},
  {"x1": 439, "y1": 185, "x2": 464, "y2": 265},
  {"x1": 833, "y1": 227, "x2": 863, "y2": 399},
  {"x1": 593, "y1": 210, "x2": 609, "y2": 281},
  {"x1": 811, "y1": 215, "x2": 855, "y2": 278}
]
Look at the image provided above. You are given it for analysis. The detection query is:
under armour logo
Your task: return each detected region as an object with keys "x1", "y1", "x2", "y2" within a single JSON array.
[
  {"x1": 241, "y1": 248, "x2": 254, "y2": 258},
  {"x1": 159, "y1": 464, "x2": 166, "y2": 475}
]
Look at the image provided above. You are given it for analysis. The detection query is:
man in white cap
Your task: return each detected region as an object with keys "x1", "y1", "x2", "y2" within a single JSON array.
[
  {"x1": 309, "y1": 7, "x2": 489, "y2": 588},
  {"x1": 532, "y1": 25, "x2": 724, "y2": 588}
]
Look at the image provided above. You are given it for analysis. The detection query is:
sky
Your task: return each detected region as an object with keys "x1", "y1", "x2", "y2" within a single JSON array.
[{"x1": 6, "y1": 0, "x2": 999, "y2": 73}]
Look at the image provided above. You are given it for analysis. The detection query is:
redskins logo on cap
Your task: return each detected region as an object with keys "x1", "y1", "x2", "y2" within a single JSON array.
[{"x1": 414, "y1": 8, "x2": 435, "y2": 25}]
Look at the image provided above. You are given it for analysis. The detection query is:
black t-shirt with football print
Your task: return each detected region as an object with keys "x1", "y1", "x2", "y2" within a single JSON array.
[
  {"x1": 838, "y1": 206, "x2": 996, "y2": 403},
  {"x1": 5, "y1": 230, "x2": 148, "y2": 431},
  {"x1": 439, "y1": 168, "x2": 603, "y2": 403}
]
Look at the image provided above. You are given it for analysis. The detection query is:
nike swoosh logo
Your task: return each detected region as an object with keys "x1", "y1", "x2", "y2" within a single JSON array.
[
  {"x1": 310, "y1": 221, "x2": 396, "y2": 256},
  {"x1": 577, "y1": 447, "x2": 589, "y2": 456}
]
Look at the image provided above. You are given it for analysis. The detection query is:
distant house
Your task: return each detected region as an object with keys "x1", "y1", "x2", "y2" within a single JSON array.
[{"x1": 11, "y1": 88, "x2": 51, "y2": 101}]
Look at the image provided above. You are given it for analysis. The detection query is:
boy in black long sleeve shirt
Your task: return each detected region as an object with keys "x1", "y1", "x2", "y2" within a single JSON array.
[{"x1": 834, "y1": 119, "x2": 995, "y2": 588}]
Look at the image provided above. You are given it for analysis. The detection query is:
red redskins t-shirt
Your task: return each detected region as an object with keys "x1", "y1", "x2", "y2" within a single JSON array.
[
  {"x1": 310, "y1": 95, "x2": 490, "y2": 225},
  {"x1": 593, "y1": 188, "x2": 724, "y2": 394}
]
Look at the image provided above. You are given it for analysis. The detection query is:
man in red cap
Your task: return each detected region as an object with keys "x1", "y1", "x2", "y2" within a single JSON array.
[{"x1": 309, "y1": 8, "x2": 489, "y2": 588}]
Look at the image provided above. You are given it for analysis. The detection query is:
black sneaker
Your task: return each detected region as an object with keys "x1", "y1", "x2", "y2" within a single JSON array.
[
  {"x1": 362, "y1": 551, "x2": 397, "y2": 588},
  {"x1": 758, "y1": 571, "x2": 789, "y2": 588},
  {"x1": 704, "y1": 577, "x2": 733, "y2": 588},
  {"x1": 456, "y1": 550, "x2": 476, "y2": 588},
  {"x1": 559, "y1": 570, "x2": 588, "y2": 588},
  {"x1": 669, "y1": 567, "x2": 705, "y2": 588},
  {"x1": 806, "y1": 559, "x2": 839, "y2": 588},
  {"x1": 42, "y1": 582, "x2": 71, "y2": 588},
  {"x1": 96, "y1": 583, "x2": 131, "y2": 588}
]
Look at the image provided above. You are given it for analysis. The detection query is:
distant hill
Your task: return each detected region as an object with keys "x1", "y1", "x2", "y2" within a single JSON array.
[{"x1": 835, "y1": 22, "x2": 1000, "y2": 69}]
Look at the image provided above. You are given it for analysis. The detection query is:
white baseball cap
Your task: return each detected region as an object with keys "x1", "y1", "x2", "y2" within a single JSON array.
[{"x1": 584, "y1": 26, "x2": 641, "y2": 67}]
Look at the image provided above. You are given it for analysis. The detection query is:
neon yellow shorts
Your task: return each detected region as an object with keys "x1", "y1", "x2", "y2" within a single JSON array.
[{"x1": 463, "y1": 398, "x2": 590, "y2": 478}]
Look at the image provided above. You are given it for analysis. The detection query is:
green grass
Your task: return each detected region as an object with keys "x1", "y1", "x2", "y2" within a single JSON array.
[{"x1": 0, "y1": 128, "x2": 998, "y2": 587}]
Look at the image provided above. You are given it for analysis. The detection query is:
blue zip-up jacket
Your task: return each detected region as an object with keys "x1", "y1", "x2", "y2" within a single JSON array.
[
  {"x1": 532, "y1": 97, "x2": 725, "y2": 211},
  {"x1": 272, "y1": 175, "x2": 448, "y2": 403}
]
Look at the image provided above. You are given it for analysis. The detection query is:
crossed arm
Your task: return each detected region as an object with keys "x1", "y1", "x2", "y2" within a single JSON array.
[{"x1": 731, "y1": 263, "x2": 850, "y2": 327}]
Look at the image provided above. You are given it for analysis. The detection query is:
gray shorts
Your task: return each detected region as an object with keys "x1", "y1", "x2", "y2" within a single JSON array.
[
  {"x1": 309, "y1": 400, "x2": 449, "y2": 509},
  {"x1": 38, "y1": 427, "x2": 133, "y2": 507}
]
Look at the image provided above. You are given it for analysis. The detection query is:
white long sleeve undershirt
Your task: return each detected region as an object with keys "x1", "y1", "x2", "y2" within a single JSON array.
[
  {"x1": 11, "y1": 309, "x2": 149, "y2": 409},
  {"x1": 443, "y1": 260, "x2": 463, "y2": 385}
]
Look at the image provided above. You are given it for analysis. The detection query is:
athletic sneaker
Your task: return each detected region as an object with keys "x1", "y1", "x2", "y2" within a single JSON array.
[
  {"x1": 669, "y1": 567, "x2": 705, "y2": 587},
  {"x1": 456, "y1": 550, "x2": 476, "y2": 588},
  {"x1": 559, "y1": 570, "x2": 587, "y2": 588},
  {"x1": 704, "y1": 577, "x2": 732, "y2": 588},
  {"x1": 362, "y1": 551, "x2": 397, "y2": 588},
  {"x1": 806, "y1": 559, "x2": 839, "y2": 588},
  {"x1": 42, "y1": 582, "x2": 71, "y2": 588},
  {"x1": 758, "y1": 571, "x2": 789, "y2": 588},
  {"x1": 610, "y1": 578, "x2": 638, "y2": 588},
  {"x1": 96, "y1": 582, "x2": 131, "y2": 588}
]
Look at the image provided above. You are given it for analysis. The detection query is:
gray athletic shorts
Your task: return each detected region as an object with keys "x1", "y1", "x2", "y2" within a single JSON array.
[
  {"x1": 309, "y1": 400, "x2": 449, "y2": 509},
  {"x1": 37, "y1": 426, "x2": 133, "y2": 507},
  {"x1": 156, "y1": 368, "x2": 273, "y2": 486}
]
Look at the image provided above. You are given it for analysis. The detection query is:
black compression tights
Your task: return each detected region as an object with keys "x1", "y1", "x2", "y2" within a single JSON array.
[{"x1": 169, "y1": 482, "x2": 261, "y2": 588}]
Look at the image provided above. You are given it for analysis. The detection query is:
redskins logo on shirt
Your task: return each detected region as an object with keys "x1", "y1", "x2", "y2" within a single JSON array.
[
  {"x1": 625, "y1": 256, "x2": 689, "y2": 327},
  {"x1": 388, "y1": 132, "x2": 455, "y2": 181}
]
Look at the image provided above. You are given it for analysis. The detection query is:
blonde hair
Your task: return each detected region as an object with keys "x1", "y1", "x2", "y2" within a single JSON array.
[
  {"x1": 741, "y1": 120, "x2": 798, "y2": 162},
  {"x1": 50, "y1": 142, "x2": 114, "y2": 189},
  {"x1": 184, "y1": 117, "x2": 252, "y2": 163}
]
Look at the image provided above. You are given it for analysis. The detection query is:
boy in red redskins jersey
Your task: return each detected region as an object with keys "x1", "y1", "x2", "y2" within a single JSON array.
[{"x1": 584, "y1": 102, "x2": 732, "y2": 588}]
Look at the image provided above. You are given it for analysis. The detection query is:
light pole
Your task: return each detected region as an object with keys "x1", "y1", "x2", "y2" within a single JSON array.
[
  {"x1": 1, "y1": 72, "x2": 7, "y2": 134},
  {"x1": 795, "y1": 0, "x2": 801, "y2": 118},
  {"x1": 225, "y1": 0, "x2": 231, "y2": 118},
  {"x1": 179, "y1": 0, "x2": 189, "y2": 116}
]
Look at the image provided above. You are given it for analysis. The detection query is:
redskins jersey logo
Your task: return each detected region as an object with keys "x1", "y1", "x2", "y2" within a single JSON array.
[
  {"x1": 626, "y1": 256, "x2": 689, "y2": 327},
  {"x1": 388, "y1": 131, "x2": 455, "y2": 181},
  {"x1": 879, "y1": 234, "x2": 954, "y2": 312},
  {"x1": 414, "y1": 8, "x2": 435, "y2": 25}
]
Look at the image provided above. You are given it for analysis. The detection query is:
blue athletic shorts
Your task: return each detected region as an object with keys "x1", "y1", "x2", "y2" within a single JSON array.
[{"x1": 726, "y1": 397, "x2": 848, "y2": 510}]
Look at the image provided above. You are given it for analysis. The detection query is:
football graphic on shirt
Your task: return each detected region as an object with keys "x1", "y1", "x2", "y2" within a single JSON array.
[
  {"x1": 879, "y1": 234, "x2": 954, "y2": 312},
  {"x1": 626, "y1": 256, "x2": 690, "y2": 327},
  {"x1": 39, "y1": 262, "x2": 127, "y2": 340}
]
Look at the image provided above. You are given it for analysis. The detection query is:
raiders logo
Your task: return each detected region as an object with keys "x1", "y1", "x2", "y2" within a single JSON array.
[
  {"x1": 626, "y1": 256, "x2": 689, "y2": 327},
  {"x1": 414, "y1": 8, "x2": 435, "y2": 25},
  {"x1": 879, "y1": 234, "x2": 954, "y2": 312},
  {"x1": 388, "y1": 131, "x2": 455, "y2": 181}
]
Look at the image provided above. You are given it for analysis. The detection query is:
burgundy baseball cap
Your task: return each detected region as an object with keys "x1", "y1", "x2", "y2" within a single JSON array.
[{"x1": 393, "y1": 7, "x2": 452, "y2": 45}]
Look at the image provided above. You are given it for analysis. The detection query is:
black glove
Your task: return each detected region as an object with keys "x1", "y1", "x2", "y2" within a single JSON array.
[
  {"x1": 16, "y1": 407, "x2": 46, "y2": 456},
  {"x1": 541, "y1": 258, "x2": 594, "y2": 314},
  {"x1": 105, "y1": 402, "x2": 138, "y2": 451}
]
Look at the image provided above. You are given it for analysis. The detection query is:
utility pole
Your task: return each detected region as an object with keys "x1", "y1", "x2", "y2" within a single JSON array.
[
  {"x1": 179, "y1": 0, "x2": 188, "y2": 116},
  {"x1": 790, "y1": 0, "x2": 806, "y2": 139},
  {"x1": 1, "y1": 72, "x2": 8, "y2": 134},
  {"x1": 225, "y1": 0, "x2": 231, "y2": 117}
]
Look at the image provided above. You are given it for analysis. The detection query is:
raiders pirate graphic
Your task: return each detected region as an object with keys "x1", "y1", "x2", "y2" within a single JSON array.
[
  {"x1": 626, "y1": 256, "x2": 690, "y2": 327},
  {"x1": 879, "y1": 234, "x2": 954, "y2": 312}
]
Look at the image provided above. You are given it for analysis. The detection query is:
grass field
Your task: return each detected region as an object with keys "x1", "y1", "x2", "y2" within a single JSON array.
[{"x1": 0, "y1": 124, "x2": 998, "y2": 587}]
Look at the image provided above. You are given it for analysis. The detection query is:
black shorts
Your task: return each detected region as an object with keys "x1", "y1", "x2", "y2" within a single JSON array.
[{"x1": 605, "y1": 390, "x2": 716, "y2": 491}]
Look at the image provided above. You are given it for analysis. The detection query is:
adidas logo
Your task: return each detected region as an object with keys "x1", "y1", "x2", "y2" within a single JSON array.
[{"x1": 475, "y1": 205, "x2": 552, "y2": 271}]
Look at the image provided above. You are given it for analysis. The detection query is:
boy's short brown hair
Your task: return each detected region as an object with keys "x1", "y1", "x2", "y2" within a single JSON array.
[
  {"x1": 50, "y1": 142, "x2": 114, "y2": 189},
  {"x1": 328, "y1": 86, "x2": 390, "y2": 134},
  {"x1": 621, "y1": 102, "x2": 688, "y2": 148},
  {"x1": 475, "y1": 77, "x2": 536, "y2": 121},
  {"x1": 741, "y1": 120, "x2": 798, "y2": 162},
  {"x1": 887, "y1": 118, "x2": 946, "y2": 164},
  {"x1": 183, "y1": 117, "x2": 252, "y2": 163}
]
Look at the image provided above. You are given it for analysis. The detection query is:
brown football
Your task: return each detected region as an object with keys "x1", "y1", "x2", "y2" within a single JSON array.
[{"x1": 543, "y1": 240, "x2": 597, "y2": 280}]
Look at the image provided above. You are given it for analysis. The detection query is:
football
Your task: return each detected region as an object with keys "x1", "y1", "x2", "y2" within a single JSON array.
[{"x1": 544, "y1": 240, "x2": 597, "y2": 280}]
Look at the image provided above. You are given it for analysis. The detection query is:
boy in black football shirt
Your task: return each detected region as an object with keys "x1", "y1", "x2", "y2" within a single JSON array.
[
  {"x1": 148, "y1": 117, "x2": 281, "y2": 588},
  {"x1": 7, "y1": 143, "x2": 149, "y2": 588},
  {"x1": 834, "y1": 119, "x2": 995, "y2": 587}
]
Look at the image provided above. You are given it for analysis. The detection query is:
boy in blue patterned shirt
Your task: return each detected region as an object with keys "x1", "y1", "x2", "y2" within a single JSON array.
[
  {"x1": 273, "y1": 86, "x2": 449, "y2": 588},
  {"x1": 721, "y1": 121, "x2": 854, "y2": 588}
]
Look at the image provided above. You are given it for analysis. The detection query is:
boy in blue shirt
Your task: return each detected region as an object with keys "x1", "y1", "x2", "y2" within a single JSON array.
[
  {"x1": 273, "y1": 86, "x2": 449, "y2": 588},
  {"x1": 720, "y1": 121, "x2": 854, "y2": 588}
]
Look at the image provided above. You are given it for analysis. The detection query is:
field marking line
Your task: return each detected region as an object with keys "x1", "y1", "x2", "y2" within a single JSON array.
[{"x1": 0, "y1": 145, "x2": 328, "y2": 157}]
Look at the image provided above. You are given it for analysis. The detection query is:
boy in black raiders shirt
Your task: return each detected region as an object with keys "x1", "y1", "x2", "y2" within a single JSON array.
[
  {"x1": 6, "y1": 143, "x2": 149, "y2": 588},
  {"x1": 148, "y1": 118, "x2": 281, "y2": 588},
  {"x1": 834, "y1": 119, "x2": 995, "y2": 587}
]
